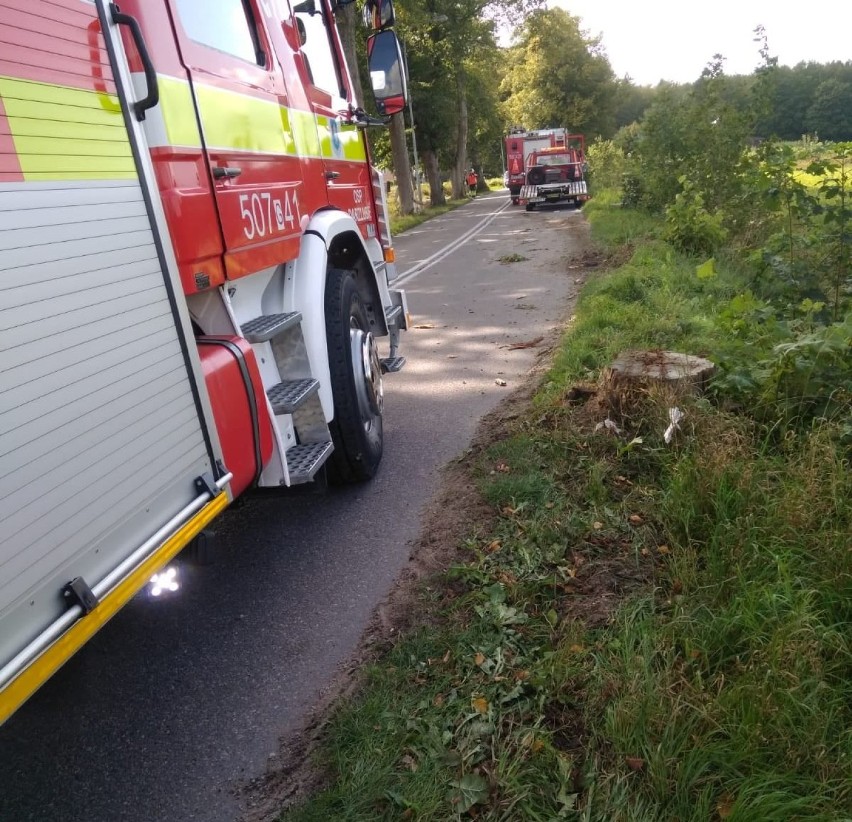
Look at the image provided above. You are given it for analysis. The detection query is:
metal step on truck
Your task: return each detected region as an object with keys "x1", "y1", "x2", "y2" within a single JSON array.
[{"x1": 0, "y1": 0, "x2": 410, "y2": 725}]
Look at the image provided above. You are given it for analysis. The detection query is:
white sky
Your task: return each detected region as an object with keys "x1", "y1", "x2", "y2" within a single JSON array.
[{"x1": 549, "y1": 0, "x2": 852, "y2": 86}]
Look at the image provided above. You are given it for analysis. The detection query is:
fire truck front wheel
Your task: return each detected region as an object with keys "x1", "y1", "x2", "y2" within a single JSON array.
[{"x1": 324, "y1": 268, "x2": 384, "y2": 483}]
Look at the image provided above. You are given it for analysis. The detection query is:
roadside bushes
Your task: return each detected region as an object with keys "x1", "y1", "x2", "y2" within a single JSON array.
[{"x1": 608, "y1": 63, "x2": 851, "y2": 434}]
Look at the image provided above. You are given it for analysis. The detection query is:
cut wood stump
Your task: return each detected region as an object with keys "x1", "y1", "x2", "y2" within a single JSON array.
[
  {"x1": 604, "y1": 351, "x2": 715, "y2": 421},
  {"x1": 608, "y1": 350, "x2": 715, "y2": 392}
]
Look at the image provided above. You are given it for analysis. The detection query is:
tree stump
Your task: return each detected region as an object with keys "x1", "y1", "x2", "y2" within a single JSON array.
[
  {"x1": 608, "y1": 350, "x2": 715, "y2": 391},
  {"x1": 604, "y1": 350, "x2": 715, "y2": 421}
]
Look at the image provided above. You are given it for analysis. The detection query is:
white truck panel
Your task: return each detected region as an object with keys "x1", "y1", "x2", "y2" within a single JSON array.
[
  {"x1": 0, "y1": 0, "x2": 226, "y2": 700},
  {"x1": 0, "y1": 178, "x2": 215, "y2": 677}
]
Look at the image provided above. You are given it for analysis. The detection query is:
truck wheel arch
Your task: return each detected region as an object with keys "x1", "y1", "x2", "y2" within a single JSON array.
[{"x1": 288, "y1": 210, "x2": 388, "y2": 424}]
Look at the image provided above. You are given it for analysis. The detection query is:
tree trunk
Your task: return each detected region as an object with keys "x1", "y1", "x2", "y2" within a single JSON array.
[
  {"x1": 336, "y1": 4, "x2": 364, "y2": 107},
  {"x1": 390, "y1": 112, "x2": 414, "y2": 216},
  {"x1": 451, "y1": 72, "x2": 469, "y2": 199},
  {"x1": 423, "y1": 149, "x2": 445, "y2": 206}
]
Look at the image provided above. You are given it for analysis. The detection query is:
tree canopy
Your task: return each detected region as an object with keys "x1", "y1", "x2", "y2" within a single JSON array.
[
  {"x1": 499, "y1": 8, "x2": 617, "y2": 137},
  {"x1": 347, "y1": 1, "x2": 852, "y2": 215}
]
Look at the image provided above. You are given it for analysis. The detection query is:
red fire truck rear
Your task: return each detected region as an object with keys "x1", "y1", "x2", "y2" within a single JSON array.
[
  {"x1": 504, "y1": 126, "x2": 567, "y2": 205},
  {"x1": 519, "y1": 135, "x2": 590, "y2": 211},
  {"x1": 0, "y1": 0, "x2": 410, "y2": 725}
]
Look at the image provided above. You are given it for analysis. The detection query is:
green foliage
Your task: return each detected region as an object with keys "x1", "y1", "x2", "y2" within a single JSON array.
[
  {"x1": 585, "y1": 140, "x2": 625, "y2": 191},
  {"x1": 626, "y1": 68, "x2": 751, "y2": 214},
  {"x1": 582, "y1": 189, "x2": 660, "y2": 245},
  {"x1": 586, "y1": 418, "x2": 851, "y2": 821},
  {"x1": 806, "y1": 79, "x2": 852, "y2": 142},
  {"x1": 732, "y1": 141, "x2": 852, "y2": 321},
  {"x1": 663, "y1": 178, "x2": 728, "y2": 255},
  {"x1": 282, "y1": 34, "x2": 852, "y2": 820},
  {"x1": 758, "y1": 60, "x2": 852, "y2": 141},
  {"x1": 500, "y1": 7, "x2": 618, "y2": 137},
  {"x1": 715, "y1": 312, "x2": 852, "y2": 427},
  {"x1": 282, "y1": 208, "x2": 851, "y2": 819}
]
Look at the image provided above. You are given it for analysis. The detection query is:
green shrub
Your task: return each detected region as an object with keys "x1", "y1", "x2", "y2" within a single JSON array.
[{"x1": 664, "y1": 179, "x2": 728, "y2": 256}]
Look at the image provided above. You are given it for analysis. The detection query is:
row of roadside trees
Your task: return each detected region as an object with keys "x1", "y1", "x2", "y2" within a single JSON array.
[{"x1": 341, "y1": 2, "x2": 852, "y2": 217}]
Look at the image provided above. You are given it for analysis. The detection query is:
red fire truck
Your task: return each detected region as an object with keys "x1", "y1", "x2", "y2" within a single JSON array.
[
  {"x1": 504, "y1": 127, "x2": 568, "y2": 205},
  {"x1": 0, "y1": 0, "x2": 409, "y2": 724},
  {"x1": 519, "y1": 135, "x2": 590, "y2": 211}
]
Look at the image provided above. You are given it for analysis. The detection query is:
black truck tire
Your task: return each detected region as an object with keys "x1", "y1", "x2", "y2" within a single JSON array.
[{"x1": 324, "y1": 268, "x2": 383, "y2": 483}]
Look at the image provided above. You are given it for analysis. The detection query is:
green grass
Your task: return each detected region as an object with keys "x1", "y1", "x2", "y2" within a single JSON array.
[
  {"x1": 582, "y1": 190, "x2": 661, "y2": 246},
  {"x1": 281, "y1": 190, "x2": 851, "y2": 821}
]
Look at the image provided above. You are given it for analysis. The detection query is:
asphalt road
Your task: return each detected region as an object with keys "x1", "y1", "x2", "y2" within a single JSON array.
[{"x1": 0, "y1": 193, "x2": 586, "y2": 822}]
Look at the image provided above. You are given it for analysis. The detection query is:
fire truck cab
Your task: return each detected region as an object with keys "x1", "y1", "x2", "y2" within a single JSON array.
[{"x1": 0, "y1": 0, "x2": 409, "y2": 724}]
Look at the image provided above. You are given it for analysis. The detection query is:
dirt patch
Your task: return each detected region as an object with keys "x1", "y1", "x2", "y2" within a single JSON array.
[{"x1": 238, "y1": 215, "x2": 600, "y2": 822}]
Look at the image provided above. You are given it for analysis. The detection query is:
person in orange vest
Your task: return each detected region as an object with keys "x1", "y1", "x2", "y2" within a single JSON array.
[{"x1": 466, "y1": 167, "x2": 478, "y2": 197}]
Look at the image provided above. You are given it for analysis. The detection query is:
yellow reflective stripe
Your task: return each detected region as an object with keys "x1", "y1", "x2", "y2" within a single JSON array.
[
  {"x1": 0, "y1": 75, "x2": 135, "y2": 181},
  {"x1": 8, "y1": 136, "x2": 131, "y2": 158},
  {"x1": 195, "y1": 83, "x2": 288, "y2": 155},
  {"x1": 316, "y1": 116, "x2": 367, "y2": 162},
  {"x1": 287, "y1": 107, "x2": 321, "y2": 158},
  {"x1": 3, "y1": 115, "x2": 125, "y2": 137},
  {"x1": 0, "y1": 492, "x2": 229, "y2": 727},
  {"x1": 340, "y1": 123, "x2": 367, "y2": 162},
  {"x1": 0, "y1": 76, "x2": 121, "y2": 113},
  {"x1": 157, "y1": 75, "x2": 202, "y2": 149},
  {"x1": 0, "y1": 71, "x2": 370, "y2": 179},
  {"x1": 174, "y1": 77, "x2": 366, "y2": 162}
]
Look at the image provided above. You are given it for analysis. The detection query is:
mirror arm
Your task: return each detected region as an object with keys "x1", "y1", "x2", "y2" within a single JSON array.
[{"x1": 347, "y1": 106, "x2": 389, "y2": 128}]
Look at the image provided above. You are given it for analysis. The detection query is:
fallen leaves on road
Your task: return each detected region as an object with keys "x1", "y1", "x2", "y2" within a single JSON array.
[{"x1": 507, "y1": 336, "x2": 544, "y2": 350}]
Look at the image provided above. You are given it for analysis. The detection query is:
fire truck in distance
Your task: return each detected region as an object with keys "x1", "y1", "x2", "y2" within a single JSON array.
[
  {"x1": 519, "y1": 135, "x2": 590, "y2": 211},
  {"x1": 0, "y1": 0, "x2": 409, "y2": 724},
  {"x1": 504, "y1": 126, "x2": 568, "y2": 205}
]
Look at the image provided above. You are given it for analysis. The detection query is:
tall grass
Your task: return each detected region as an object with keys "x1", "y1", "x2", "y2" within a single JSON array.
[{"x1": 281, "y1": 193, "x2": 850, "y2": 821}]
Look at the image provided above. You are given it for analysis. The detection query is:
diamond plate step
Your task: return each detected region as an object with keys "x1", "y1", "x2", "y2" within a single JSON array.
[
  {"x1": 242, "y1": 312, "x2": 302, "y2": 343},
  {"x1": 267, "y1": 378, "x2": 319, "y2": 414},
  {"x1": 380, "y1": 356, "x2": 406, "y2": 374},
  {"x1": 286, "y1": 441, "x2": 333, "y2": 483},
  {"x1": 385, "y1": 304, "x2": 403, "y2": 326}
]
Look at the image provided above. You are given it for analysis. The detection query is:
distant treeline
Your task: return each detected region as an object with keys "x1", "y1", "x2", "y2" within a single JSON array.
[
  {"x1": 757, "y1": 61, "x2": 852, "y2": 141},
  {"x1": 616, "y1": 61, "x2": 852, "y2": 143}
]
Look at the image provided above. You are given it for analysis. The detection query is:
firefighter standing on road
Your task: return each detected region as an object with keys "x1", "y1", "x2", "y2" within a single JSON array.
[{"x1": 466, "y1": 167, "x2": 478, "y2": 197}]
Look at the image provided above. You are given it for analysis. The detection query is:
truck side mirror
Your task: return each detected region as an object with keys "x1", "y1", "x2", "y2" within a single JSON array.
[
  {"x1": 362, "y1": 0, "x2": 395, "y2": 30},
  {"x1": 366, "y1": 30, "x2": 407, "y2": 116}
]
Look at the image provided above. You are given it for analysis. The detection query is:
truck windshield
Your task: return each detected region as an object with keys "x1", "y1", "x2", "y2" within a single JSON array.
[{"x1": 534, "y1": 153, "x2": 575, "y2": 166}]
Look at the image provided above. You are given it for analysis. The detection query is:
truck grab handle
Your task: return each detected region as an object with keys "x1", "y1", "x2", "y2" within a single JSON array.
[{"x1": 109, "y1": 3, "x2": 159, "y2": 120}]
